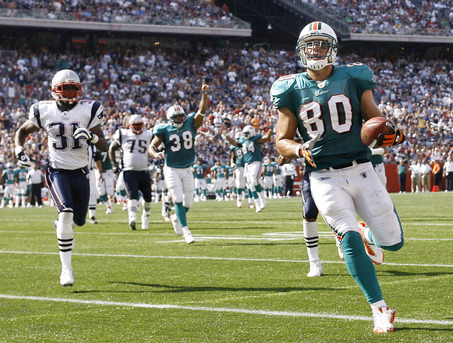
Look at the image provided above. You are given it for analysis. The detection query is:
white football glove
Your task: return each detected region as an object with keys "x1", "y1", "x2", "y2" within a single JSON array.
[
  {"x1": 73, "y1": 127, "x2": 99, "y2": 144},
  {"x1": 155, "y1": 152, "x2": 165, "y2": 160},
  {"x1": 15, "y1": 146, "x2": 33, "y2": 167}
]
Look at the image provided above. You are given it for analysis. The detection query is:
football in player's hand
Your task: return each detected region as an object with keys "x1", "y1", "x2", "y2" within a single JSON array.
[{"x1": 360, "y1": 117, "x2": 391, "y2": 147}]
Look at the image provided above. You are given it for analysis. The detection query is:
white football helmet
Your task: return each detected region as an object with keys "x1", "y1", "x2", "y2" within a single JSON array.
[
  {"x1": 242, "y1": 125, "x2": 255, "y2": 140},
  {"x1": 6, "y1": 162, "x2": 14, "y2": 169},
  {"x1": 166, "y1": 105, "x2": 186, "y2": 128},
  {"x1": 129, "y1": 114, "x2": 144, "y2": 135},
  {"x1": 296, "y1": 21, "x2": 338, "y2": 71},
  {"x1": 234, "y1": 131, "x2": 242, "y2": 140},
  {"x1": 51, "y1": 69, "x2": 82, "y2": 103}
]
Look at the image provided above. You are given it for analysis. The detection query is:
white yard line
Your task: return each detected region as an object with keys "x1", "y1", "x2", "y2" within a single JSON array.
[
  {"x1": 0, "y1": 250, "x2": 452, "y2": 268},
  {"x1": 1, "y1": 294, "x2": 452, "y2": 326},
  {"x1": 0, "y1": 230, "x2": 452, "y2": 241}
]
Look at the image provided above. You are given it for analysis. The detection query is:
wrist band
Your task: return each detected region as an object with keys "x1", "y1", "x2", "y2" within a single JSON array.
[
  {"x1": 295, "y1": 144, "x2": 303, "y2": 157},
  {"x1": 90, "y1": 134, "x2": 99, "y2": 144},
  {"x1": 15, "y1": 146, "x2": 24, "y2": 155},
  {"x1": 196, "y1": 110, "x2": 206, "y2": 117}
]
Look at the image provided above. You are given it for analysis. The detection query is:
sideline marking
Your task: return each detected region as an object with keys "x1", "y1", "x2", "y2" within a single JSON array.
[{"x1": 1, "y1": 294, "x2": 452, "y2": 326}]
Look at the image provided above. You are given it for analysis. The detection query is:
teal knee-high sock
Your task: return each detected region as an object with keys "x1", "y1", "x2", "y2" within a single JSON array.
[
  {"x1": 342, "y1": 231, "x2": 383, "y2": 304},
  {"x1": 174, "y1": 202, "x2": 189, "y2": 227}
]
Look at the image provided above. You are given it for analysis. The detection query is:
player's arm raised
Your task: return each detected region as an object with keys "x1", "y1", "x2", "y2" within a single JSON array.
[
  {"x1": 257, "y1": 126, "x2": 273, "y2": 144},
  {"x1": 194, "y1": 82, "x2": 209, "y2": 130},
  {"x1": 223, "y1": 133, "x2": 239, "y2": 147}
]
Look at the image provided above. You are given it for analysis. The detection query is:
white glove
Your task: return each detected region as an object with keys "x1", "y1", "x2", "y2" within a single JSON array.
[
  {"x1": 370, "y1": 147, "x2": 385, "y2": 156},
  {"x1": 15, "y1": 146, "x2": 33, "y2": 167},
  {"x1": 73, "y1": 127, "x2": 99, "y2": 144},
  {"x1": 155, "y1": 152, "x2": 165, "y2": 160}
]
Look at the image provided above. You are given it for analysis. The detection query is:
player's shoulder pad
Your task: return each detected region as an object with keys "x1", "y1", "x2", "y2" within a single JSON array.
[
  {"x1": 153, "y1": 122, "x2": 170, "y2": 133},
  {"x1": 341, "y1": 63, "x2": 374, "y2": 79},
  {"x1": 270, "y1": 74, "x2": 297, "y2": 98},
  {"x1": 40, "y1": 100, "x2": 54, "y2": 105}
]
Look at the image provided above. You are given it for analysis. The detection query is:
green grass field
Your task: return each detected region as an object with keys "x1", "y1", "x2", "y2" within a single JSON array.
[{"x1": 1, "y1": 193, "x2": 452, "y2": 342}]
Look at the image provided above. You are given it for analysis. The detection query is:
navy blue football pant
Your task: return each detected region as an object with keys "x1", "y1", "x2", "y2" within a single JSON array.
[
  {"x1": 302, "y1": 173, "x2": 318, "y2": 220},
  {"x1": 45, "y1": 166, "x2": 90, "y2": 226},
  {"x1": 123, "y1": 170, "x2": 152, "y2": 203}
]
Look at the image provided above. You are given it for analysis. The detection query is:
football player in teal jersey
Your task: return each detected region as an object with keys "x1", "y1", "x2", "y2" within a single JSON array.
[
  {"x1": 211, "y1": 160, "x2": 228, "y2": 201},
  {"x1": 262, "y1": 157, "x2": 275, "y2": 199},
  {"x1": 192, "y1": 159, "x2": 208, "y2": 202},
  {"x1": 229, "y1": 131, "x2": 247, "y2": 208},
  {"x1": 15, "y1": 165, "x2": 29, "y2": 208},
  {"x1": 1, "y1": 163, "x2": 16, "y2": 208},
  {"x1": 270, "y1": 158, "x2": 283, "y2": 198},
  {"x1": 95, "y1": 144, "x2": 115, "y2": 214},
  {"x1": 272, "y1": 21, "x2": 405, "y2": 333},
  {"x1": 150, "y1": 83, "x2": 209, "y2": 244},
  {"x1": 226, "y1": 125, "x2": 273, "y2": 212}
]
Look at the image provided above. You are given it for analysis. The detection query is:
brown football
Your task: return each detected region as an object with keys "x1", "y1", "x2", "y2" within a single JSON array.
[{"x1": 360, "y1": 117, "x2": 391, "y2": 146}]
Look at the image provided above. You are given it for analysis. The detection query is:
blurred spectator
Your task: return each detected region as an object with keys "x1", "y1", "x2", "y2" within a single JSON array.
[
  {"x1": 281, "y1": 161, "x2": 298, "y2": 197},
  {"x1": 409, "y1": 159, "x2": 422, "y2": 193},
  {"x1": 26, "y1": 163, "x2": 44, "y2": 207},
  {"x1": 397, "y1": 159, "x2": 407, "y2": 193},
  {"x1": 432, "y1": 159, "x2": 443, "y2": 191},
  {"x1": 420, "y1": 159, "x2": 432, "y2": 192},
  {"x1": 444, "y1": 154, "x2": 453, "y2": 191}
]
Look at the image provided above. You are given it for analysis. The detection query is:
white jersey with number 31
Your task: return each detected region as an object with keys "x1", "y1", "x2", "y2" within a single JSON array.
[{"x1": 29, "y1": 100, "x2": 104, "y2": 170}]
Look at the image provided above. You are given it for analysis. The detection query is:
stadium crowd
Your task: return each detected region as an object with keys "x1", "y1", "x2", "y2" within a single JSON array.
[
  {"x1": 318, "y1": 0, "x2": 453, "y2": 36},
  {"x1": 1, "y1": 42, "x2": 452, "y2": 170},
  {"x1": 0, "y1": 0, "x2": 242, "y2": 28},
  {"x1": 2, "y1": 0, "x2": 452, "y2": 35}
]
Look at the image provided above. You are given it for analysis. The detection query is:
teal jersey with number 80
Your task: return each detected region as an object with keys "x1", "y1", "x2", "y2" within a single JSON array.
[{"x1": 271, "y1": 64, "x2": 375, "y2": 172}]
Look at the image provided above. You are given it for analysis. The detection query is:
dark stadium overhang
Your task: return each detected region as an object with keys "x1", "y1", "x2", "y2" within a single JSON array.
[
  {"x1": 217, "y1": 0, "x2": 350, "y2": 40},
  {"x1": 0, "y1": 17, "x2": 252, "y2": 37},
  {"x1": 270, "y1": 0, "x2": 350, "y2": 39}
]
